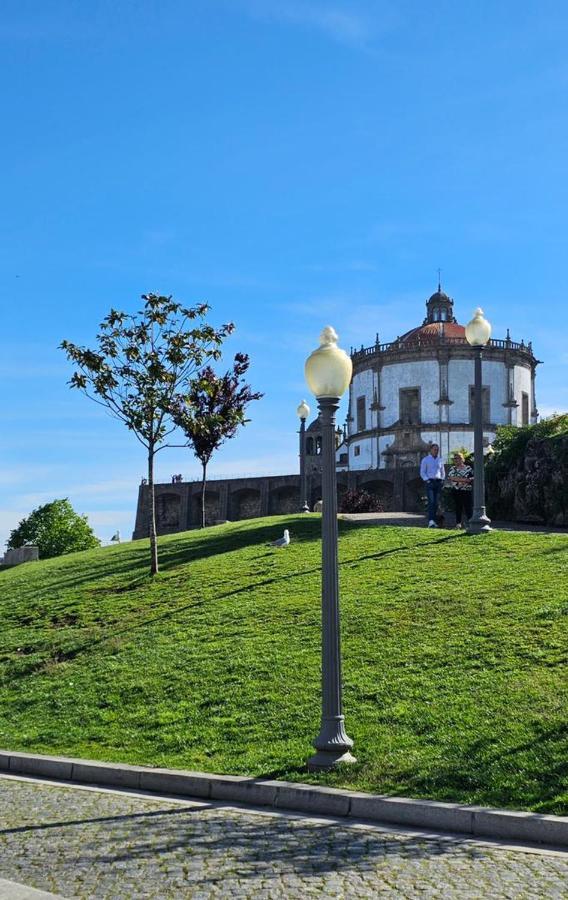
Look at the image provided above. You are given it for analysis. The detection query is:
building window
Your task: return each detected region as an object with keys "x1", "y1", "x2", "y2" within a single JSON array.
[
  {"x1": 469, "y1": 386, "x2": 491, "y2": 425},
  {"x1": 356, "y1": 396, "x2": 366, "y2": 431},
  {"x1": 399, "y1": 388, "x2": 421, "y2": 425},
  {"x1": 354, "y1": 445, "x2": 361, "y2": 457},
  {"x1": 522, "y1": 392, "x2": 529, "y2": 425}
]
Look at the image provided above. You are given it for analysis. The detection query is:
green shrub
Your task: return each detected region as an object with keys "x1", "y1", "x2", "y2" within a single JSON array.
[
  {"x1": 486, "y1": 414, "x2": 568, "y2": 523},
  {"x1": 339, "y1": 489, "x2": 383, "y2": 514},
  {"x1": 7, "y1": 499, "x2": 100, "y2": 559}
]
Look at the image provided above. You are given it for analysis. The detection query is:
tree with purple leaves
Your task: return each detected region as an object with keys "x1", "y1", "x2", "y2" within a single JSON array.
[{"x1": 173, "y1": 354, "x2": 263, "y2": 528}]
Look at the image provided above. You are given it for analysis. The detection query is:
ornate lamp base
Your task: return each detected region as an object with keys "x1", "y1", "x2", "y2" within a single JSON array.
[
  {"x1": 467, "y1": 509, "x2": 492, "y2": 534},
  {"x1": 307, "y1": 749, "x2": 357, "y2": 770},
  {"x1": 307, "y1": 714, "x2": 356, "y2": 770}
]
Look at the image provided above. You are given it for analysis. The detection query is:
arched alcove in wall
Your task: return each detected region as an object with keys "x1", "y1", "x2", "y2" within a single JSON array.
[
  {"x1": 359, "y1": 479, "x2": 394, "y2": 511},
  {"x1": 156, "y1": 493, "x2": 181, "y2": 528},
  {"x1": 268, "y1": 485, "x2": 300, "y2": 515},
  {"x1": 193, "y1": 490, "x2": 220, "y2": 526},
  {"x1": 229, "y1": 488, "x2": 261, "y2": 520}
]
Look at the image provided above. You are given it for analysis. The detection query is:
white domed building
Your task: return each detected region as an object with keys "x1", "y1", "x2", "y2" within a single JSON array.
[
  {"x1": 339, "y1": 285, "x2": 539, "y2": 470},
  {"x1": 314, "y1": 285, "x2": 541, "y2": 510}
]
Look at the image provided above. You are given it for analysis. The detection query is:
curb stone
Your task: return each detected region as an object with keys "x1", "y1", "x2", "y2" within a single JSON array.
[
  {"x1": 1, "y1": 750, "x2": 567, "y2": 849},
  {"x1": 0, "y1": 878, "x2": 65, "y2": 899}
]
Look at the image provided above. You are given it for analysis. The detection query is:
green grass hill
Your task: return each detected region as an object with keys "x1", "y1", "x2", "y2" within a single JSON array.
[{"x1": 1, "y1": 517, "x2": 567, "y2": 814}]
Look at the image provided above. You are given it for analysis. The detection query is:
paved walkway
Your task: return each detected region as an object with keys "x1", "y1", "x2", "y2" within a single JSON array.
[{"x1": 1, "y1": 775, "x2": 567, "y2": 898}]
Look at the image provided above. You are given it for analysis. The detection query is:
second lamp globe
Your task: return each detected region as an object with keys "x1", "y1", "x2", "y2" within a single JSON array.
[
  {"x1": 305, "y1": 326, "x2": 352, "y2": 399},
  {"x1": 465, "y1": 308, "x2": 492, "y2": 347}
]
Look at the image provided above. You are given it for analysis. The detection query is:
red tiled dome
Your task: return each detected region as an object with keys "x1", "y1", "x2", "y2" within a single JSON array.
[{"x1": 399, "y1": 321, "x2": 466, "y2": 342}]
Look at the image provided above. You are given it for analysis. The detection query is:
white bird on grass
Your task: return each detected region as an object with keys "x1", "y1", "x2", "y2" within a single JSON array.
[{"x1": 269, "y1": 529, "x2": 290, "y2": 548}]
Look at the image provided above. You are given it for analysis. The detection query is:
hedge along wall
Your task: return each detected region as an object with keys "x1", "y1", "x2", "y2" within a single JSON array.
[{"x1": 486, "y1": 415, "x2": 568, "y2": 525}]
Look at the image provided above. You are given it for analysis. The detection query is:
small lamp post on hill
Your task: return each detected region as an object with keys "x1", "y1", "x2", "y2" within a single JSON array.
[
  {"x1": 465, "y1": 308, "x2": 492, "y2": 535},
  {"x1": 297, "y1": 399, "x2": 311, "y2": 513},
  {"x1": 305, "y1": 326, "x2": 356, "y2": 769}
]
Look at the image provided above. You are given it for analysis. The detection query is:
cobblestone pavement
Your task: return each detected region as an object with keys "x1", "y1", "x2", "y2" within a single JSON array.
[{"x1": 0, "y1": 776, "x2": 567, "y2": 899}]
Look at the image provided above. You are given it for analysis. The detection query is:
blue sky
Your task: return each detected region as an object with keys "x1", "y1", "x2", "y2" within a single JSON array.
[{"x1": 1, "y1": 0, "x2": 567, "y2": 545}]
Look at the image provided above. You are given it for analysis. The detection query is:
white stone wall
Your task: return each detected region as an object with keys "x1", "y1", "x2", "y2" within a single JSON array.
[
  {"x1": 443, "y1": 429, "x2": 496, "y2": 459},
  {"x1": 349, "y1": 368, "x2": 375, "y2": 435},
  {"x1": 353, "y1": 358, "x2": 533, "y2": 432},
  {"x1": 420, "y1": 430, "x2": 441, "y2": 448},
  {"x1": 349, "y1": 435, "x2": 374, "y2": 469},
  {"x1": 347, "y1": 354, "x2": 535, "y2": 471},
  {"x1": 447, "y1": 359, "x2": 508, "y2": 424},
  {"x1": 448, "y1": 360, "x2": 474, "y2": 423},
  {"x1": 381, "y1": 360, "x2": 440, "y2": 427}
]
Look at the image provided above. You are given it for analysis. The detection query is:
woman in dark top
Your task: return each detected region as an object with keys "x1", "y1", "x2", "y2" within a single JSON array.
[{"x1": 446, "y1": 452, "x2": 474, "y2": 528}]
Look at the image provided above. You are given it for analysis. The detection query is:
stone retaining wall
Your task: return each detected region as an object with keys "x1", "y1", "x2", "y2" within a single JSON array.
[
  {"x1": 1, "y1": 546, "x2": 39, "y2": 567},
  {"x1": 132, "y1": 468, "x2": 430, "y2": 538}
]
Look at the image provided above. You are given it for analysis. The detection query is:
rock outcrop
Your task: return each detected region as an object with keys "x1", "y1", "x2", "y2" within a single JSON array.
[{"x1": 487, "y1": 423, "x2": 568, "y2": 525}]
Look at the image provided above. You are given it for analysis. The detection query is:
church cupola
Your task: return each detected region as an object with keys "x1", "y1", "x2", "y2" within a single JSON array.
[{"x1": 424, "y1": 282, "x2": 456, "y2": 324}]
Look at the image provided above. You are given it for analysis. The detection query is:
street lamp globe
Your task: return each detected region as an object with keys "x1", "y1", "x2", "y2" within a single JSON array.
[
  {"x1": 305, "y1": 327, "x2": 352, "y2": 399},
  {"x1": 465, "y1": 308, "x2": 492, "y2": 347},
  {"x1": 297, "y1": 399, "x2": 311, "y2": 420}
]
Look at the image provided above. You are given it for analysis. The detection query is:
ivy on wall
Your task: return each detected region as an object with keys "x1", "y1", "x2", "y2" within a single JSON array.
[{"x1": 486, "y1": 414, "x2": 568, "y2": 524}]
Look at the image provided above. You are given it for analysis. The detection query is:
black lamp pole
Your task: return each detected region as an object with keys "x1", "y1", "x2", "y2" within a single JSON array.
[
  {"x1": 468, "y1": 345, "x2": 491, "y2": 534},
  {"x1": 308, "y1": 396, "x2": 355, "y2": 769},
  {"x1": 299, "y1": 416, "x2": 309, "y2": 513}
]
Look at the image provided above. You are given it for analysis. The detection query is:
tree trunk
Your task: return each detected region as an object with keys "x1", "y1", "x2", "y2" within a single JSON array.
[
  {"x1": 148, "y1": 446, "x2": 159, "y2": 575},
  {"x1": 200, "y1": 462, "x2": 207, "y2": 529}
]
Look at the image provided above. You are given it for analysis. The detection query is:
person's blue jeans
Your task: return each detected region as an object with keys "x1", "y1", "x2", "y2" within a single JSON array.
[{"x1": 425, "y1": 479, "x2": 443, "y2": 522}]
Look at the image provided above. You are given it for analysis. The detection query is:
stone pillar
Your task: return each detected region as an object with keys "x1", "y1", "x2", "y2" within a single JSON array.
[
  {"x1": 346, "y1": 386, "x2": 353, "y2": 437},
  {"x1": 372, "y1": 363, "x2": 385, "y2": 470},
  {"x1": 189, "y1": 484, "x2": 200, "y2": 527},
  {"x1": 218, "y1": 482, "x2": 229, "y2": 521},
  {"x1": 435, "y1": 353, "x2": 453, "y2": 462},
  {"x1": 260, "y1": 479, "x2": 270, "y2": 516},
  {"x1": 179, "y1": 484, "x2": 190, "y2": 532},
  {"x1": 393, "y1": 470, "x2": 405, "y2": 510},
  {"x1": 503, "y1": 362, "x2": 517, "y2": 425},
  {"x1": 531, "y1": 366, "x2": 538, "y2": 423}
]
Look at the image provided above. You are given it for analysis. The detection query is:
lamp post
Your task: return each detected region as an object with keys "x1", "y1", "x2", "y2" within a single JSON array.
[
  {"x1": 297, "y1": 400, "x2": 311, "y2": 513},
  {"x1": 305, "y1": 326, "x2": 356, "y2": 768},
  {"x1": 465, "y1": 308, "x2": 492, "y2": 534}
]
